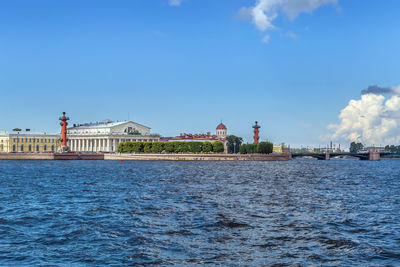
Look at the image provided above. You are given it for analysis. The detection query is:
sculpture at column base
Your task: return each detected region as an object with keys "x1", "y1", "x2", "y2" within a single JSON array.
[{"x1": 58, "y1": 146, "x2": 70, "y2": 153}]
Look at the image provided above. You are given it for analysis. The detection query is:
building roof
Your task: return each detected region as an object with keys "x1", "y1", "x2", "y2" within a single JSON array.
[
  {"x1": 216, "y1": 123, "x2": 227, "y2": 130},
  {"x1": 68, "y1": 120, "x2": 150, "y2": 130},
  {"x1": 162, "y1": 133, "x2": 225, "y2": 142},
  {"x1": 0, "y1": 130, "x2": 58, "y2": 136}
]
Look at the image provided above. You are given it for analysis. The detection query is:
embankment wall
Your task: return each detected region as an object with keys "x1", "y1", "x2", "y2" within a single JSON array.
[
  {"x1": 0, "y1": 153, "x2": 291, "y2": 161},
  {"x1": 104, "y1": 153, "x2": 291, "y2": 161}
]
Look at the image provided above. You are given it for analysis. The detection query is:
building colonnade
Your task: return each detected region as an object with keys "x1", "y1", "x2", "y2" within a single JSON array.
[{"x1": 68, "y1": 137, "x2": 157, "y2": 152}]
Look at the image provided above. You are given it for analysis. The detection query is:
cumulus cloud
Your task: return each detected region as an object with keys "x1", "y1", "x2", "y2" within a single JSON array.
[
  {"x1": 168, "y1": 0, "x2": 183, "y2": 6},
  {"x1": 328, "y1": 85, "x2": 400, "y2": 145},
  {"x1": 240, "y1": 0, "x2": 337, "y2": 41}
]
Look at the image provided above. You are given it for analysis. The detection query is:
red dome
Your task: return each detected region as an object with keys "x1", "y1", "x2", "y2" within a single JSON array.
[{"x1": 216, "y1": 123, "x2": 227, "y2": 130}]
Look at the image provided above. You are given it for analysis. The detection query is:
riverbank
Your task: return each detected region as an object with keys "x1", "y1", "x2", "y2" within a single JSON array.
[
  {"x1": 105, "y1": 153, "x2": 291, "y2": 161},
  {"x1": 0, "y1": 153, "x2": 291, "y2": 161}
]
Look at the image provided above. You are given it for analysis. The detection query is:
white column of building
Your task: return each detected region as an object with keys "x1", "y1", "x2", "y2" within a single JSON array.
[{"x1": 107, "y1": 139, "x2": 110, "y2": 152}]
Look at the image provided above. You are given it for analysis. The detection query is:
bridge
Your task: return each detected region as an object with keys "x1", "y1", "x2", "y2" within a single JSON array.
[{"x1": 291, "y1": 152, "x2": 393, "y2": 161}]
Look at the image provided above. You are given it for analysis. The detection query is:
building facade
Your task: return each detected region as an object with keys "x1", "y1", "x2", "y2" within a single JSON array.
[
  {"x1": 0, "y1": 131, "x2": 60, "y2": 153},
  {"x1": 67, "y1": 120, "x2": 160, "y2": 152},
  {"x1": 161, "y1": 123, "x2": 228, "y2": 153}
]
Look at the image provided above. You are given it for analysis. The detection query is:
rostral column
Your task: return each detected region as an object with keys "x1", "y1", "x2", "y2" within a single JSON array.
[
  {"x1": 59, "y1": 112, "x2": 70, "y2": 151},
  {"x1": 253, "y1": 121, "x2": 261, "y2": 144}
]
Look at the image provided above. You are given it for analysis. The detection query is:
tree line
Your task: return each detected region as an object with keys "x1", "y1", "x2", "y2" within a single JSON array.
[
  {"x1": 118, "y1": 136, "x2": 274, "y2": 154},
  {"x1": 384, "y1": 145, "x2": 400, "y2": 154},
  {"x1": 118, "y1": 141, "x2": 225, "y2": 153}
]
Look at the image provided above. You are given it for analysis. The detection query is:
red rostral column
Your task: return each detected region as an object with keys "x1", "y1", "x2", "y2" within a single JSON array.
[
  {"x1": 59, "y1": 112, "x2": 70, "y2": 150},
  {"x1": 253, "y1": 121, "x2": 261, "y2": 144}
]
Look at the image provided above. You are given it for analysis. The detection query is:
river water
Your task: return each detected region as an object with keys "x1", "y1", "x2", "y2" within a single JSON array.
[{"x1": 0, "y1": 159, "x2": 399, "y2": 266}]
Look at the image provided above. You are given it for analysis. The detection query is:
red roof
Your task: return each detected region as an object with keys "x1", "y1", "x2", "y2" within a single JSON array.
[{"x1": 216, "y1": 123, "x2": 227, "y2": 130}]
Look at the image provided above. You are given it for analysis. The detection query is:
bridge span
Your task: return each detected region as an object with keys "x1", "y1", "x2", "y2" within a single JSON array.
[{"x1": 291, "y1": 152, "x2": 391, "y2": 161}]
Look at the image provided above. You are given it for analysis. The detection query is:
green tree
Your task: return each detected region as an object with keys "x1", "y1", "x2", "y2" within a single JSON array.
[
  {"x1": 164, "y1": 142, "x2": 175, "y2": 153},
  {"x1": 202, "y1": 142, "x2": 213, "y2": 153},
  {"x1": 257, "y1": 142, "x2": 273, "y2": 154},
  {"x1": 212, "y1": 141, "x2": 224, "y2": 153},
  {"x1": 243, "y1": 144, "x2": 257, "y2": 154},
  {"x1": 189, "y1": 142, "x2": 202, "y2": 153},
  {"x1": 143, "y1": 142, "x2": 153, "y2": 153},
  {"x1": 131, "y1": 142, "x2": 143, "y2": 153},
  {"x1": 151, "y1": 142, "x2": 164, "y2": 153},
  {"x1": 174, "y1": 142, "x2": 189, "y2": 153},
  {"x1": 350, "y1": 142, "x2": 364, "y2": 153},
  {"x1": 226, "y1": 135, "x2": 243, "y2": 154},
  {"x1": 118, "y1": 143, "x2": 126, "y2": 153},
  {"x1": 239, "y1": 144, "x2": 247, "y2": 154}
]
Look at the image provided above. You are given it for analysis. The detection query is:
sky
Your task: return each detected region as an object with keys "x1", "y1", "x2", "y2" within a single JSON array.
[{"x1": 0, "y1": 0, "x2": 400, "y2": 148}]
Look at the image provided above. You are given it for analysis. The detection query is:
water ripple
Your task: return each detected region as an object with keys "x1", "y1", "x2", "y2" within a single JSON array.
[{"x1": 0, "y1": 159, "x2": 399, "y2": 265}]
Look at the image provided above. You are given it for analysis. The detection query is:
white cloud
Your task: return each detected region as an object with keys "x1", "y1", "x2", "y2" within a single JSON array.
[
  {"x1": 241, "y1": 0, "x2": 337, "y2": 41},
  {"x1": 262, "y1": 34, "x2": 270, "y2": 43},
  {"x1": 168, "y1": 0, "x2": 183, "y2": 6},
  {"x1": 286, "y1": 31, "x2": 298, "y2": 40},
  {"x1": 328, "y1": 86, "x2": 400, "y2": 145}
]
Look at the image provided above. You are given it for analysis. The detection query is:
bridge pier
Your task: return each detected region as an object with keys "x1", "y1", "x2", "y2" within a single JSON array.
[
  {"x1": 369, "y1": 152, "x2": 380, "y2": 161},
  {"x1": 317, "y1": 153, "x2": 330, "y2": 160}
]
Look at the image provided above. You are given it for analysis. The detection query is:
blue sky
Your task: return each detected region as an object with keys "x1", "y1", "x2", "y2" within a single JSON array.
[{"x1": 0, "y1": 0, "x2": 399, "y2": 147}]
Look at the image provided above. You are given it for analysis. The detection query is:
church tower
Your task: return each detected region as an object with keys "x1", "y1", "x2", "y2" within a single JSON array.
[{"x1": 216, "y1": 122, "x2": 227, "y2": 138}]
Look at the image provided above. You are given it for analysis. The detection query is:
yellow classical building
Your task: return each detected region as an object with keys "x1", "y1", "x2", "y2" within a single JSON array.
[{"x1": 0, "y1": 131, "x2": 60, "y2": 153}]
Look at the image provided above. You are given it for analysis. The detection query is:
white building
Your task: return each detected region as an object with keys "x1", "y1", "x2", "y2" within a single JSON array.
[{"x1": 67, "y1": 120, "x2": 160, "y2": 152}]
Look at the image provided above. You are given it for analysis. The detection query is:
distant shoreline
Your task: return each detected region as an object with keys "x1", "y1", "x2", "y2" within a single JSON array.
[{"x1": 0, "y1": 153, "x2": 291, "y2": 161}]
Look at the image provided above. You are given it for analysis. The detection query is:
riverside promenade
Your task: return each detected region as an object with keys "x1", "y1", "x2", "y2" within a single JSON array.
[{"x1": 0, "y1": 153, "x2": 291, "y2": 161}]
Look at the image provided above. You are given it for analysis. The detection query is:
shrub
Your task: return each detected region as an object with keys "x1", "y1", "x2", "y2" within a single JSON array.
[
  {"x1": 257, "y1": 142, "x2": 273, "y2": 154},
  {"x1": 131, "y1": 142, "x2": 143, "y2": 153},
  {"x1": 151, "y1": 142, "x2": 164, "y2": 153},
  {"x1": 143, "y1": 142, "x2": 153, "y2": 153},
  {"x1": 239, "y1": 144, "x2": 247, "y2": 154},
  {"x1": 202, "y1": 142, "x2": 213, "y2": 153},
  {"x1": 212, "y1": 141, "x2": 224, "y2": 153},
  {"x1": 164, "y1": 142, "x2": 175, "y2": 153},
  {"x1": 118, "y1": 143, "x2": 125, "y2": 153},
  {"x1": 189, "y1": 142, "x2": 202, "y2": 153},
  {"x1": 240, "y1": 142, "x2": 273, "y2": 154}
]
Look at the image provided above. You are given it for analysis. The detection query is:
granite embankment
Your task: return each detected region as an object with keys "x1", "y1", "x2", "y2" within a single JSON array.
[
  {"x1": 104, "y1": 153, "x2": 291, "y2": 161},
  {"x1": 0, "y1": 153, "x2": 291, "y2": 161},
  {"x1": 0, "y1": 153, "x2": 103, "y2": 160}
]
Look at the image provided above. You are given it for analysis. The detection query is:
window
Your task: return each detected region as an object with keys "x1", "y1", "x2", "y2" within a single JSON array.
[
  {"x1": 21, "y1": 145, "x2": 24, "y2": 152},
  {"x1": 0, "y1": 145, "x2": 3, "y2": 151},
  {"x1": 36, "y1": 145, "x2": 39, "y2": 152},
  {"x1": 13, "y1": 145, "x2": 16, "y2": 152},
  {"x1": 29, "y1": 145, "x2": 32, "y2": 152},
  {"x1": 44, "y1": 145, "x2": 47, "y2": 151},
  {"x1": 51, "y1": 145, "x2": 54, "y2": 151}
]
